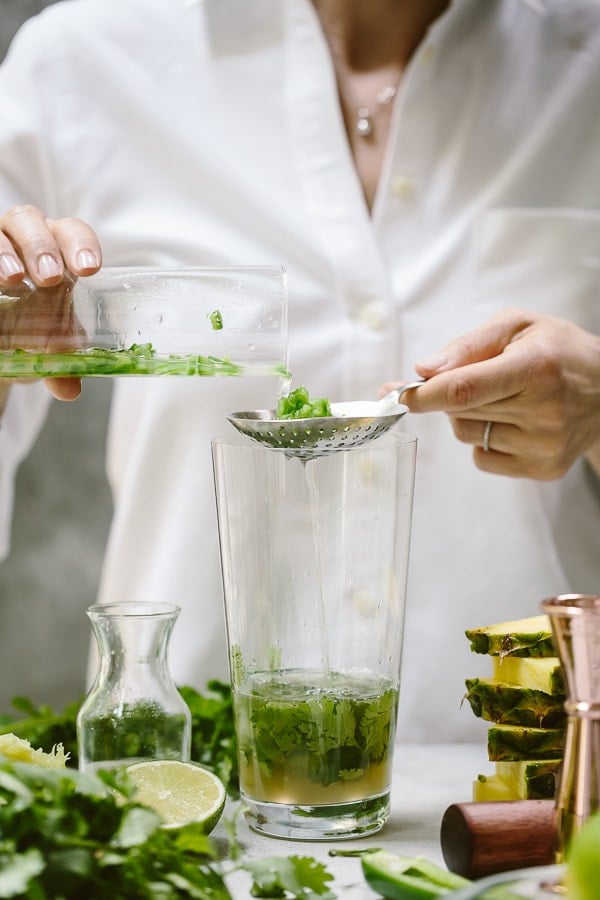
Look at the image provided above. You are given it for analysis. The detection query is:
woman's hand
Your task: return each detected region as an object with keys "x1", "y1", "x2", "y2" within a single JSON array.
[
  {"x1": 385, "y1": 308, "x2": 600, "y2": 480},
  {"x1": 0, "y1": 205, "x2": 102, "y2": 401}
]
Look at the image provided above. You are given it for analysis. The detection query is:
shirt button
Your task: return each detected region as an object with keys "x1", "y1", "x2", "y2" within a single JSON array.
[
  {"x1": 356, "y1": 301, "x2": 385, "y2": 330},
  {"x1": 391, "y1": 174, "x2": 415, "y2": 200}
]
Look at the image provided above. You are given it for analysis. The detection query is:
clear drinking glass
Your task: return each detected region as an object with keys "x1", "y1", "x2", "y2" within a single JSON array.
[
  {"x1": 0, "y1": 265, "x2": 288, "y2": 378},
  {"x1": 211, "y1": 431, "x2": 417, "y2": 840},
  {"x1": 77, "y1": 602, "x2": 191, "y2": 773}
]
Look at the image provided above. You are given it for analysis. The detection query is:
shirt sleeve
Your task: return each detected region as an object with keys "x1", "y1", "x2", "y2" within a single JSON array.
[
  {"x1": 0, "y1": 14, "x2": 64, "y2": 561},
  {"x1": 0, "y1": 11, "x2": 64, "y2": 212}
]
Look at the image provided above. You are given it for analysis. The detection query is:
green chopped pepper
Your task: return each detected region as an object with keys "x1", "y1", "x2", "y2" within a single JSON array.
[
  {"x1": 276, "y1": 385, "x2": 332, "y2": 419},
  {"x1": 208, "y1": 309, "x2": 223, "y2": 330},
  {"x1": 361, "y1": 851, "x2": 470, "y2": 900}
]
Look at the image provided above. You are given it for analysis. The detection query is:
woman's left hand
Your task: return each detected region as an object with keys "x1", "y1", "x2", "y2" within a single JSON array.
[{"x1": 384, "y1": 308, "x2": 600, "y2": 480}]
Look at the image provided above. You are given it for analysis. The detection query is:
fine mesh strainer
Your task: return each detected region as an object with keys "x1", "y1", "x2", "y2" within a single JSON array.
[{"x1": 227, "y1": 380, "x2": 423, "y2": 459}]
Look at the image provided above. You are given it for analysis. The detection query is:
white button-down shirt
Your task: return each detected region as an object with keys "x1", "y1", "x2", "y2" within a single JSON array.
[{"x1": 0, "y1": 0, "x2": 598, "y2": 740}]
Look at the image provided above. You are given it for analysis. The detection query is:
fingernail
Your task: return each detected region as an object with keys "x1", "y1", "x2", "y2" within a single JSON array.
[
  {"x1": 37, "y1": 253, "x2": 62, "y2": 279},
  {"x1": 76, "y1": 249, "x2": 98, "y2": 270},
  {"x1": 416, "y1": 352, "x2": 448, "y2": 371},
  {"x1": 0, "y1": 253, "x2": 24, "y2": 278}
]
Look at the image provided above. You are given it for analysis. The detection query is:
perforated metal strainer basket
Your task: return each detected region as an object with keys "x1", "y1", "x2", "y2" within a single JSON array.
[{"x1": 227, "y1": 381, "x2": 423, "y2": 459}]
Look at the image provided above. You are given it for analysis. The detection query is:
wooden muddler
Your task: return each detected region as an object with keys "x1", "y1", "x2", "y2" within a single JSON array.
[{"x1": 440, "y1": 800, "x2": 556, "y2": 878}]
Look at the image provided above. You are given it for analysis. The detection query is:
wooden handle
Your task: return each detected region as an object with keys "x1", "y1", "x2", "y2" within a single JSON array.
[{"x1": 440, "y1": 800, "x2": 557, "y2": 879}]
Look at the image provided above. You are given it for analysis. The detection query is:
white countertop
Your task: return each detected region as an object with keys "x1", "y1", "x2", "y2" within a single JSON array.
[{"x1": 219, "y1": 743, "x2": 487, "y2": 897}]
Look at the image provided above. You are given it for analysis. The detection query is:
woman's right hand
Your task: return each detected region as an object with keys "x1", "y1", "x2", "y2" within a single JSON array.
[{"x1": 0, "y1": 205, "x2": 102, "y2": 400}]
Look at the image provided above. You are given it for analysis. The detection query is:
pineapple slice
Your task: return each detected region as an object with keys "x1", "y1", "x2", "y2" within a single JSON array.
[
  {"x1": 472, "y1": 773, "x2": 519, "y2": 802},
  {"x1": 0, "y1": 733, "x2": 68, "y2": 769},
  {"x1": 487, "y1": 723, "x2": 565, "y2": 761},
  {"x1": 492, "y1": 656, "x2": 564, "y2": 695},
  {"x1": 465, "y1": 615, "x2": 555, "y2": 658},
  {"x1": 464, "y1": 677, "x2": 565, "y2": 728},
  {"x1": 496, "y1": 759, "x2": 561, "y2": 800}
]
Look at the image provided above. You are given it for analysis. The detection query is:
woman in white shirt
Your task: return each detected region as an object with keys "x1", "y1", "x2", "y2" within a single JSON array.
[{"x1": 0, "y1": 0, "x2": 599, "y2": 740}]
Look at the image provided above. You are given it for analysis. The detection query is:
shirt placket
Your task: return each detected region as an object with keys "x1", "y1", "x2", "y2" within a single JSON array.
[
  {"x1": 283, "y1": 0, "x2": 397, "y2": 398},
  {"x1": 371, "y1": 0, "x2": 486, "y2": 374}
]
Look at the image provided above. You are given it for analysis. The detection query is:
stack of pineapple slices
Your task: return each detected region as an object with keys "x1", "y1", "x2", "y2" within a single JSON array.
[{"x1": 464, "y1": 614, "x2": 566, "y2": 802}]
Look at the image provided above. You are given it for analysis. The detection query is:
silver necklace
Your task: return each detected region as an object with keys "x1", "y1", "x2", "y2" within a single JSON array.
[{"x1": 356, "y1": 84, "x2": 398, "y2": 138}]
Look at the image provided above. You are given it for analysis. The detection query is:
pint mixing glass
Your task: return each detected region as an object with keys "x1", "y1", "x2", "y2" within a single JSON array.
[{"x1": 212, "y1": 431, "x2": 417, "y2": 839}]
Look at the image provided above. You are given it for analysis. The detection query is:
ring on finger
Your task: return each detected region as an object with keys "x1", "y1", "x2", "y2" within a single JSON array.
[{"x1": 482, "y1": 421, "x2": 493, "y2": 453}]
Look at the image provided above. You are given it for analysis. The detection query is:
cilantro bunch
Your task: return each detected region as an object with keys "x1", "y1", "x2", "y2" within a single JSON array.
[
  {"x1": 0, "y1": 761, "x2": 228, "y2": 899},
  {"x1": 0, "y1": 684, "x2": 339, "y2": 898},
  {"x1": 0, "y1": 761, "x2": 336, "y2": 899}
]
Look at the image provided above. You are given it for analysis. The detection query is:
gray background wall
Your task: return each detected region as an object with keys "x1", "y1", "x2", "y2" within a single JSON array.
[{"x1": 0, "y1": 0, "x2": 113, "y2": 714}]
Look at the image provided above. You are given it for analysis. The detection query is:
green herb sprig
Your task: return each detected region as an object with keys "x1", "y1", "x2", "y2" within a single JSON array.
[
  {"x1": 0, "y1": 684, "x2": 340, "y2": 898},
  {"x1": 180, "y1": 681, "x2": 239, "y2": 799},
  {"x1": 243, "y1": 856, "x2": 335, "y2": 899}
]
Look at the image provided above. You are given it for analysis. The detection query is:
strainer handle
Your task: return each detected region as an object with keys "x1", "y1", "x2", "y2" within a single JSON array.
[{"x1": 385, "y1": 379, "x2": 426, "y2": 404}]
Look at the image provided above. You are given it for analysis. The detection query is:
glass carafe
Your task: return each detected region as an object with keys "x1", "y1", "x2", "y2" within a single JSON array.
[
  {"x1": 541, "y1": 593, "x2": 600, "y2": 861},
  {"x1": 77, "y1": 601, "x2": 191, "y2": 773}
]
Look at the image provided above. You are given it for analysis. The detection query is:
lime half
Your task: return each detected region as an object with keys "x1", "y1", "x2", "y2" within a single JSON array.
[
  {"x1": 125, "y1": 759, "x2": 226, "y2": 833},
  {"x1": 567, "y1": 812, "x2": 600, "y2": 900}
]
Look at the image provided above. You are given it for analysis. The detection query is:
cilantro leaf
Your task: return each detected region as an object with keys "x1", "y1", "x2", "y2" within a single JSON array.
[
  {"x1": 244, "y1": 855, "x2": 335, "y2": 899},
  {"x1": 180, "y1": 681, "x2": 239, "y2": 798},
  {"x1": 0, "y1": 847, "x2": 45, "y2": 896}
]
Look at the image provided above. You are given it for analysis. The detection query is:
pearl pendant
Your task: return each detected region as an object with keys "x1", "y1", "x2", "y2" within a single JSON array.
[
  {"x1": 356, "y1": 107, "x2": 373, "y2": 137},
  {"x1": 354, "y1": 85, "x2": 397, "y2": 139}
]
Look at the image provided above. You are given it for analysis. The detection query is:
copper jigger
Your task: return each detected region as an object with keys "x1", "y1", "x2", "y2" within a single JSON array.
[{"x1": 541, "y1": 593, "x2": 600, "y2": 862}]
